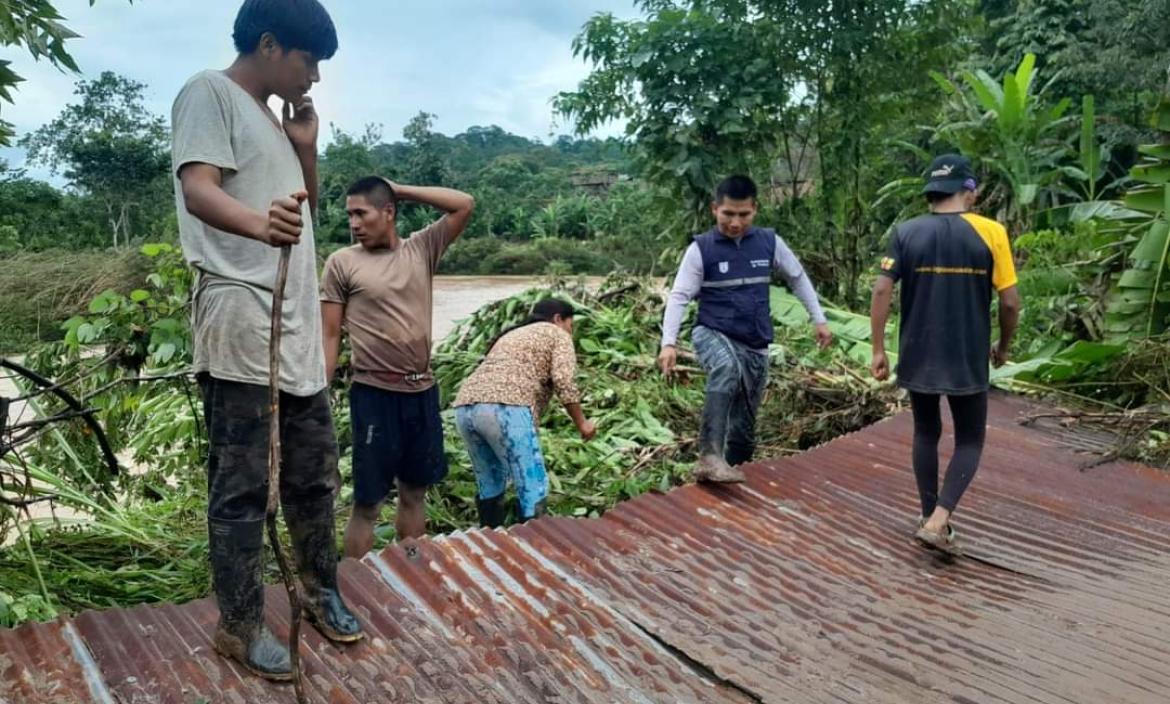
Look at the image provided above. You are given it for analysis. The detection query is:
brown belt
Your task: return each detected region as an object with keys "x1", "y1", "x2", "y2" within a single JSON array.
[{"x1": 358, "y1": 370, "x2": 433, "y2": 384}]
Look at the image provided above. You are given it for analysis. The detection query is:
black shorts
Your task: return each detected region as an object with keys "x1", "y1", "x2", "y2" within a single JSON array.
[{"x1": 349, "y1": 382, "x2": 448, "y2": 506}]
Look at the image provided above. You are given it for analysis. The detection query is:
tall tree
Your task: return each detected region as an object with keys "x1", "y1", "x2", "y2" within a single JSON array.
[
  {"x1": 987, "y1": 0, "x2": 1170, "y2": 146},
  {"x1": 317, "y1": 124, "x2": 386, "y2": 243},
  {"x1": 403, "y1": 111, "x2": 451, "y2": 186},
  {"x1": 555, "y1": 2, "x2": 801, "y2": 225},
  {"x1": 556, "y1": 0, "x2": 973, "y2": 304},
  {"x1": 791, "y1": 0, "x2": 975, "y2": 303},
  {"x1": 20, "y1": 71, "x2": 168, "y2": 248},
  {"x1": 0, "y1": 1, "x2": 129, "y2": 145}
]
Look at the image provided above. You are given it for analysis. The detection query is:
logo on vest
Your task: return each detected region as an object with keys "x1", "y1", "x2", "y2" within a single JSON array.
[
  {"x1": 750, "y1": 259, "x2": 769, "y2": 268},
  {"x1": 718, "y1": 261, "x2": 729, "y2": 274}
]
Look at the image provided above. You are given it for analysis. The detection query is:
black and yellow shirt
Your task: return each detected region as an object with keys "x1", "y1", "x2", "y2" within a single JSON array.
[{"x1": 879, "y1": 212, "x2": 1017, "y2": 395}]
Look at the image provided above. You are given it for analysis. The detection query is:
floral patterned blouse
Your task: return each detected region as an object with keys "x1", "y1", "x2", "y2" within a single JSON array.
[{"x1": 453, "y1": 322, "x2": 582, "y2": 419}]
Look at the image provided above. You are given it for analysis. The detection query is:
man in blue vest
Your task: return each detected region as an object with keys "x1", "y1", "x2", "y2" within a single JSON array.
[{"x1": 659, "y1": 175, "x2": 832, "y2": 483}]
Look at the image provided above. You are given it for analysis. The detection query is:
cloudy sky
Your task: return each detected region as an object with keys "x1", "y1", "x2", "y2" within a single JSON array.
[{"x1": 1, "y1": 0, "x2": 637, "y2": 175}]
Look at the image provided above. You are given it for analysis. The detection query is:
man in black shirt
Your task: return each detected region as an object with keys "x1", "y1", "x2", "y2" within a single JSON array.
[{"x1": 869, "y1": 154, "x2": 1021, "y2": 552}]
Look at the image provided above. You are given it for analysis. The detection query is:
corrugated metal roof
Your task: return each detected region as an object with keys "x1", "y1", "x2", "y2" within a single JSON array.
[{"x1": 2, "y1": 394, "x2": 1168, "y2": 703}]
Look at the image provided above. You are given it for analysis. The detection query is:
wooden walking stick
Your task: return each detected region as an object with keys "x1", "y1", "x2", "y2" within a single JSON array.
[{"x1": 267, "y1": 193, "x2": 307, "y2": 702}]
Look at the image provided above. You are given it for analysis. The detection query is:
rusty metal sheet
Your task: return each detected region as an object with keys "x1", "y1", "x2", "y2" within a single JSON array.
[
  {"x1": 511, "y1": 395, "x2": 1170, "y2": 704},
  {"x1": 2, "y1": 394, "x2": 1168, "y2": 703},
  {"x1": 0, "y1": 620, "x2": 106, "y2": 704}
]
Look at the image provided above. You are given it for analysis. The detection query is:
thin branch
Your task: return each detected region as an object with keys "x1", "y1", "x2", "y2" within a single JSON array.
[
  {"x1": 9, "y1": 346, "x2": 123, "y2": 402},
  {"x1": 266, "y1": 245, "x2": 306, "y2": 702},
  {"x1": 0, "y1": 494, "x2": 54, "y2": 508},
  {"x1": 597, "y1": 283, "x2": 639, "y2": 303},
  {"x1": 81, "y1": 370, "x2": 194, "y2": 403},
  {"x1": 7, "y1": 408, "x2": 103, "y2": 432},
  {"x1": 1021, "y1": 410, "x2": 1165, "y2": 424}
]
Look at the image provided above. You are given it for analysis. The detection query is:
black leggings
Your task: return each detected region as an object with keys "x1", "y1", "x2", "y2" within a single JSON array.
[{"x1": 909, "y1": 391, "x2": 988, "y2": 517}]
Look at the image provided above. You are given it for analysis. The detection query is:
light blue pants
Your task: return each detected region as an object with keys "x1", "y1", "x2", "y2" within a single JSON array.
[{"x1": 454, "y1": 403, "x2": 549, "y2": 519}]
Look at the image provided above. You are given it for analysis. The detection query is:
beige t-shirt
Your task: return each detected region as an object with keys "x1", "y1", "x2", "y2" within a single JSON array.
[
  {"x1": 320, "y1": 219, "x2": 452, "y2": 393},
  {"x1": 171, "y1": 70, "x2": 325, "y2": 396}
]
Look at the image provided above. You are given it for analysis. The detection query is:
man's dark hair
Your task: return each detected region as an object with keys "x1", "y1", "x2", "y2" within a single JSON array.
[
  {"x1": 347, "y1": 176, "x2": 397, "y2": 210},
  {"x1": 714, "y1": 175, "x2": 758, "y2": 203},
  {"x1": 233, "y1": 0, "x2": 339, "y2": 60},
  {"x1": 925, "y1": 190, "x2": 952, "y2": 204}
]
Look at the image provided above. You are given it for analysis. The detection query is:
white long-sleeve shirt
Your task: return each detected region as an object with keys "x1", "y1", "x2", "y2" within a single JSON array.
[{"x1": 660, "y1": 235, "x2": 827, "y2": 353}]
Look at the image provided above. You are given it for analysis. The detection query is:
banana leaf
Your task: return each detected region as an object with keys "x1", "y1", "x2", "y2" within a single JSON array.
[{"x1": 991, "y1": 341, "x2": 1125, "y2": 385}]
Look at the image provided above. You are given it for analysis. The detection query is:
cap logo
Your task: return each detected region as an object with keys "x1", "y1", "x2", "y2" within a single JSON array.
[{"x1": 931, "y1": 164, "x2": 955, "y2": 178}]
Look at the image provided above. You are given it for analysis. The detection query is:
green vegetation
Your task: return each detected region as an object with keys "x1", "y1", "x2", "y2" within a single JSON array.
[
  {"x1": 2, "y1": 0, "x2": 1170, "y2": 628},
  {"x1": 1, "y1": 1, "x2": 133, "y2": 145},
  {"x1": 0, "y1": 248, "x2": 148, "y2": 354},
  {"x1": 1, "y1": 270, "x2": 894, "y2": 615}
]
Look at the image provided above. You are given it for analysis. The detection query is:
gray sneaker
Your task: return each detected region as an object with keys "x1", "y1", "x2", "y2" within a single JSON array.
[{"x1": 693, "y1": 454, "x2": 746, "y2": 483}]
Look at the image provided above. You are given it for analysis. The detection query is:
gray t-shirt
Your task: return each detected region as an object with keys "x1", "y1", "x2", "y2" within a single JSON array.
[{"x1": 171, "y1": 70, "x2": 325, "y2": 396}]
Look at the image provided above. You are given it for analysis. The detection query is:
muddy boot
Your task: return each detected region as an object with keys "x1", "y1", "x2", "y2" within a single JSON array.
[
  {"x1": 477, "y1": 493, "x2": 506, "y2": 528},
  {"x1": 209, "y1": 518, "x2": 292, "y2": 681},
  {"x1": 285, "y1": 498, "x2": 364, "y2": 644},
  {"x1": 693, "y1": 392, "x2": 744, "y2": 483},
  {"x1": 694, "y1": 453, "x2": 746, "y2": 483}
]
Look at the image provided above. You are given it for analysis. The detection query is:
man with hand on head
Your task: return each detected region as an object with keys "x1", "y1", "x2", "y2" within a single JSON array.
[{"x1": 321, "y1": 176, "x2": 474, "y2": 558}]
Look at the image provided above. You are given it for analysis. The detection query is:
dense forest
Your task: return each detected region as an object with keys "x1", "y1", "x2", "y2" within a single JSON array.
[{"x1": 0, "y1": 95, "x2": 661, "y2": 350}]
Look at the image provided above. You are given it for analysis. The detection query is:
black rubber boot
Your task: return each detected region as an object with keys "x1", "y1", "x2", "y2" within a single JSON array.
[
  {"x1": 285, "y1": 498, "x2": 364, "y2": 644},
  {"x1": 725, "y1": 441, "x2": 756, "y2": 468},
  {"x1": 516, "y1": 498, "x2": 547, "y2": 524},
  {"x1": 694, "y1": 392, "x2": 743, "y2": 482},
  {"x1": 209, "y1": 518, "x2": 292, "y2": 681},
  {"x1": 477, "y1": 493, "x2": 507, "y2": 528}
]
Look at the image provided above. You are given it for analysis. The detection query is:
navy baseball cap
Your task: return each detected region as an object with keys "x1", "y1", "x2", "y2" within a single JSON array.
[{"x1": 922, "y1": 154, "x2": 978, "y2": 195}]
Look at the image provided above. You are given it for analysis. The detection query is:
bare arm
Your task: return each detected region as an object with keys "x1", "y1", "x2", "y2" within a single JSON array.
[
  {"x1": 563, "y1": 402, "x2": 595, "y2": 440},
  {"x1": 993, "y1": 285, "x2": 1021, "y2": 366},
  {"x1": 550, "y1": 330, "x2": 594, "y2": 439},
  {"x1": 321, "y1": 302, "x2": 345, "y2": 384},
  {"x1": 870, "y1": 275, "x2": 895, "y2": 380},
  {"x1": 391, "y1": 183, "x2": 476, "y2": 244},
  {"x1": 179, "y1": 163, "x2": 305, "y2": 247}
]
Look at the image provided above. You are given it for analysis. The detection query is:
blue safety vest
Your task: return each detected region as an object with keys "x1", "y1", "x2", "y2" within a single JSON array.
[{"x1": 694, "y1": 227, "x2": 776, "y2": 349}]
